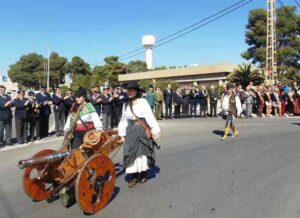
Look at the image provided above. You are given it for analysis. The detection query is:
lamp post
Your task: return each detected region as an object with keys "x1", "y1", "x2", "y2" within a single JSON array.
[{"x1": 46, "y1": 44, "x2": 50, "y2": 91}]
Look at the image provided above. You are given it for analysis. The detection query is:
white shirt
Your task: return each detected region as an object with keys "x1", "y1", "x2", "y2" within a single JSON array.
[
  {"x1": 118, "y1": 98, "x2": 161, "y2": 137},
  {"x1": 64, "y1": 104, "x2": 102, "y2": 131}
]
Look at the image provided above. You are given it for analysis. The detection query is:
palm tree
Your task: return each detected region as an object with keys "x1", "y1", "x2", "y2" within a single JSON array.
[{"x1": 227, "y1": 63, "x2": 265, "y2": 88}]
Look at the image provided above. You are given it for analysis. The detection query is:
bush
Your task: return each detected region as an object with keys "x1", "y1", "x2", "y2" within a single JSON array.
[{"x1": 156, "y1": 80, "x2": 179, "y2": 90}]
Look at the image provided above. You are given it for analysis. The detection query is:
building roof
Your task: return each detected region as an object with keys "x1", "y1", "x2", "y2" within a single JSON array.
[{"x1": 119, "y1": 63, "x2": 237, "y2": 82}]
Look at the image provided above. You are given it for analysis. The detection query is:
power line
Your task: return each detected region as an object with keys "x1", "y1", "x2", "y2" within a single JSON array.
[
  {"x1": 93, "y1": 0, "x2": 253, "y2": 65},
  {"x1": 119, "y1": 0, "x2": 251, "y2": 58},
  {"x1": 277, "y1": 0, "x2": 299, "y2": 22},
  {"x1": 119, "y1": 0, "x2": 254, "y2": 62},
  {"x1": 294, "y1": 0, "x2": 300, "y2": 8},
  {"x1": 154, "y1": 0, "x2": 254, "y2": 49}
]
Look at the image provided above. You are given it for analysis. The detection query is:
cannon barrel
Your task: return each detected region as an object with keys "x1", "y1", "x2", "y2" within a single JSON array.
[{"x1": 18, "y1": 151, "x2": 71, "y2": 169}]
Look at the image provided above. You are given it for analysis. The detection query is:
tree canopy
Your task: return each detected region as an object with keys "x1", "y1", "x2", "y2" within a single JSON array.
[
  {"x1": 242, "y1": 6, "x2": 300, "y2": 77},
  {"x1": 227, "y1": 63, "x2": 265, "y2": 88}
]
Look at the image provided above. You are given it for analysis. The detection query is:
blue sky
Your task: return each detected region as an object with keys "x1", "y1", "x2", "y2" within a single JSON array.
[{"x1": 0, "y1": 0, "x2": 298, "y2": 74}]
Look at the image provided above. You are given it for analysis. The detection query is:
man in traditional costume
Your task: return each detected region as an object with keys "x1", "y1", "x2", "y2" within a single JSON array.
[
  {"x1": 118, "y1": 81, "x2": 161, "y2": 187},
  {"x1": 221, "y1": 84, "x2": 242, "y2": 140}
]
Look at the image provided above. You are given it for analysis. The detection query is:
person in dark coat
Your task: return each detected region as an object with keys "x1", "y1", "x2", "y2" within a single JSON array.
[
  {"x1": 63, "y1": 89, "x2": 75, "y2": 122},
  {"x1": 209, "y1": 86, "x2": 218, "y2": 117},
  {"x1": 0, "y1": 85, "x2": 13, "y2": 147},
  {"x1": 100, "y1": 88, "x2": 114, "y2": 130},
  {"x1": 13, "y1": 90, "x2": 30, "y2": 144},
  {"x1": 35, "y1": 86, "x2": 52, "y2": 139},
  {"x1": 114, "y1": 87, "x2": 128, "y2": 125},
  {"x1": 198, "y1": 86, "x2": 208, "y2": 118},
  {"x1": 163, "y1": 84, "x2": 173, "y2": 119},
  {"x1": 181, "y1": 86, "x2": 190, "y2": 118},
  {"x1": 26, "y1": 91, "x2": 38, "y2": 141},
  {"x1": 173, "y1": 88, "x2": 182, "y2": 118},
  {"x1": 90, "y1": 86, "x2": 102, "y2": 115},
  {"x1": 52, "y1": 87, "x2": 65, "y2": 136},
  {"x1": 189, "y1": 86, "x2": 198, "y2": 117}
]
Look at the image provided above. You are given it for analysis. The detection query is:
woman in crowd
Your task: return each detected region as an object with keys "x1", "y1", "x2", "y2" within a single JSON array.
[
  {"x1": 264, "y1": 87, "x2": 273, "y2": 117},
  {"x1": 118, "y1": 81, "x2": 161, "y2": 187},
  {"x1": 271, "y1": 87, "x2": 281, "y2": 117},
  {"x1": 279, "y1": 89, "x2": 287, "y2": 117},
  {"x1": 257, "y1": 86, "x2": 265, "y2": 117},
  {"x1": 286, "y1": 88, "x2": 295, "y2": 116}
]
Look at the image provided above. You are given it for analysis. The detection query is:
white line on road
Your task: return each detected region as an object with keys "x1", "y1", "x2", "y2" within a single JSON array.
[{"x1": 0, "y1": 136, "x2": 63, "y2": 152}]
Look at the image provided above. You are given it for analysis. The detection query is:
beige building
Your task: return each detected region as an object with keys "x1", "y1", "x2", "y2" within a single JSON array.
[
  {"x1": 119, "y1": 63, "x2": 237, "y2": 87},
  {"x1": 0, "y1": 75, "x2": 18, "y2": 96}
]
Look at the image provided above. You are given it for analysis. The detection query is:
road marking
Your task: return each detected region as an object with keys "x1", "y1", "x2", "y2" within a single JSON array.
[
  {"x1": 0, "y1": 136, "x2": 64, "y2": 152},
  {"x1": 33, "y1": 137, "x2": 63, "y2": 144}
]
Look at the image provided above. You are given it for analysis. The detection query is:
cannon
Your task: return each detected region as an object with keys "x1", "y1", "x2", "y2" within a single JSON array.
[{"x1": 18, "y1": 129, "x2": 122, "y2": 214}]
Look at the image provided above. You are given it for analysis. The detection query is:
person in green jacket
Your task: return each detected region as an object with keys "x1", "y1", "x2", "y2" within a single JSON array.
[
  {"x1": 146, "y1": 86, "x2": 155, "y2": 112},
  {"x1": 155, "y1": 87, "x2": 163, "y2": 120}
]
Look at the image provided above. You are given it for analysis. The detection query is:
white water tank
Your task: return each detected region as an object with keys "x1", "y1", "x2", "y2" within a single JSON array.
[{"x1": 142, "y1": 35, "x2": 156, "y2": 69}]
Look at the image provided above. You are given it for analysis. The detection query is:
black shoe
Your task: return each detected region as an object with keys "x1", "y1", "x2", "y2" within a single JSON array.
[{"x1": 6, "y1": 142, "x2": 14, "y2": 146}]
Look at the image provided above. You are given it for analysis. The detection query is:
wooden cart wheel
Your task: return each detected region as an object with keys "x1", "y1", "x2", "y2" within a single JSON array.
[
  {"x1": 23, "y1": 149, "x2": 59, "y2": 201},
  {"x1": 75, "y1": 154, "x2": 115, "y2": 214}
]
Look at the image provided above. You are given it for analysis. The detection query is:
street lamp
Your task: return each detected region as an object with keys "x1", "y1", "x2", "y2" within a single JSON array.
[{"x1": 45, "y1": 44, "x2": 50, "y2": 91}]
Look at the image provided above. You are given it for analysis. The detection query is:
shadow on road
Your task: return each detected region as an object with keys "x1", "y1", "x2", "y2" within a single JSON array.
[
  {"x1": 114, "y1": 163, "x2": 125, "y2": 178},
  {"x1": 292, "y1": 122, "x2": 300, "y2": 126},
  {"x1": 148, "y1": 165, "x2": 160, "y2": 180},
  {"x1": 213, "y1": 130, "x2": 225, "y2": 136}
]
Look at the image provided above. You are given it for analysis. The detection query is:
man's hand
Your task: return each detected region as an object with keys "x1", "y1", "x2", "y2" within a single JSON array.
[
  {"x1": 152, "y1": 133, "x2": 160, "y2": 140},
  {"x1": 120, "y1": 137, "x2": 125, "y2": 143},
  {"x1": 5, "y1": 100, "x2": 12, "y2": 107}
]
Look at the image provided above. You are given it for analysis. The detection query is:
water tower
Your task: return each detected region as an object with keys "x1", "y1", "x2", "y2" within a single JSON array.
[{"x1": 142, "y1": 35, "x2": 156, "y2": 70}]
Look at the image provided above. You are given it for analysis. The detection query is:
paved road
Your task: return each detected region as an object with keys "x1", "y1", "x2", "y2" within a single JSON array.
[{"x1": 0, "y1": 117, "x2": 299, "y2": 218}]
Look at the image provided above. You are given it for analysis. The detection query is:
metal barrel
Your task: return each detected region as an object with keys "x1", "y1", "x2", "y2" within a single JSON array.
[{"x1": 18, "y1": 151, "x2": 71, "y2": 169}]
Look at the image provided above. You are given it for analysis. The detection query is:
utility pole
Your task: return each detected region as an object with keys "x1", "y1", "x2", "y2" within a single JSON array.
[
  {"x1": 46, "y1": 44, "x2": 50, "y2": 91},
  {"x1": 266, "y1": 0, "x2": 277, "y2": 84}
]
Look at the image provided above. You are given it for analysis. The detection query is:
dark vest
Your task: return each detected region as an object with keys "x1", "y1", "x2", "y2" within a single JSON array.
[{"x1": 229, "y1": 94, "x2": 237, "y2": 115}]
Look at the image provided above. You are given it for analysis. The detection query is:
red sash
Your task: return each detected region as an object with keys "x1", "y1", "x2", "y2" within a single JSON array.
[{"x1": 74, "y1": 122, "x2": 94, "y2": 132}]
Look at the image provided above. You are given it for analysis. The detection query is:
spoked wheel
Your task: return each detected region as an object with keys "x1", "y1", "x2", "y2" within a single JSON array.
[
  {"x1": 75, "y1": 154, "x2": 115, "y2": 214},
  {"x1": 23, "y1": 149, "x2": 59, "y2": 201}
]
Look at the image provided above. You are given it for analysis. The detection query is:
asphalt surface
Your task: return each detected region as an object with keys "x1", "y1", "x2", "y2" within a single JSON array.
[{"x1": 0, "y1": 117, "x2": 299, "y2": 218}]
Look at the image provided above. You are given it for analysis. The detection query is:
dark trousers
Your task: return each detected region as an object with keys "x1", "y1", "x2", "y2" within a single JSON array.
[
  {"x1": 102, "y1": 112, "x2": 112, "y2": 129},
  {"x1": 112, "y1": 108, "x2": 118, "y2": 127},
  {"x1": 182, "y1": 103, "x2": 189, "y2": 117},
  {"x1": 165, "y1": 103, "x2": 172, "y2": 118},
  {"x1": 65, "y1": 111, "x2": 70, "y2": 123},
  {"x1": 115, "y1": 106, "x2": 123, "y2": 125},
  {"x1": 54, "y1": 111, "x2": 65, "y2": 135},
  {"x1": 37, "y1": 114, "x2": 50, "y2": 138},
  {"x1": 174, "y1": 105, "x2": 181, "y2": 118},
  {"x1": 190, "y1": 102, "x2": 197, "y2": 116},
  {"x1": 15, "y1": 117, "x2": 28, "y2": 143},
  {"x1": 28, "y1": 118, "x2": 37, "y2": 139},
  {"x1": 71, "y1": 129, "x2": 89, "y2": 149},
  {"x1": 0, "y1": 119, "x2": 12, "y2": 145},
  {"x1": 200, "y1": 102, "x2": 207, "y2": 117},
  {"x1": 210, "y1": 102, "x2": 217, "y2": 117}
]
